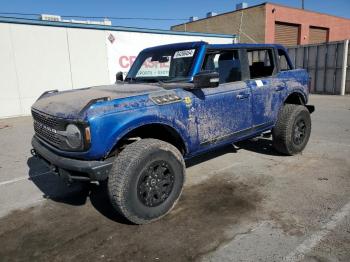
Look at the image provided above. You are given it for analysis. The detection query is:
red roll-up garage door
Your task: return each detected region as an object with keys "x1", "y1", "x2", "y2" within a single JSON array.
[
  {"x1": 309, "y1": 26, "x2": 328, "y2": 44},
  {"x1": 275, "y1": 22, "x2": 300, "y2": 46}
]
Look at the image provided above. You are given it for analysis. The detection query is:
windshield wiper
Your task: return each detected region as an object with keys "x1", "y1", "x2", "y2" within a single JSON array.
[
  {"x1": 125, "y1": 77, "x2": 137, "y2": 83},
  {"x1": 129, "y1": 78, "x2": 162, "y2": 83},
  {"x1": 162, "y1": 77, "x2": 190, "y2": 83}
]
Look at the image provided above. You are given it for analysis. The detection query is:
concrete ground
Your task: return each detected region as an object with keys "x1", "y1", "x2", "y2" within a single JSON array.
[{"x1": 0, "y1": 95, "x2": 349, "y2": 262}]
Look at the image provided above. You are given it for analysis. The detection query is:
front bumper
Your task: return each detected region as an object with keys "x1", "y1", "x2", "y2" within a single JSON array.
[{"x1": 31, "y1": 136, "x2": 113, "y2": 181}]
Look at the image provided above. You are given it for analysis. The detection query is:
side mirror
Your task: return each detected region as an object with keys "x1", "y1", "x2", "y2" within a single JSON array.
[
  {"x1": 115, "y1": 71, "x2": 124, "y2": 82},
  {"x1": 193, "y1": 71, "x2": 219, "y2": 89}
]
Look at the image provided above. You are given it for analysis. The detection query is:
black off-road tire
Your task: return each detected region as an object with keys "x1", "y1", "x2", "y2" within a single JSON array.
[
  {"x1": 272, "y1": 104, "x2": 311, "y2": 155},
  {"x1": 108, "y1": 138, "x2": 185, "y2": 224}
]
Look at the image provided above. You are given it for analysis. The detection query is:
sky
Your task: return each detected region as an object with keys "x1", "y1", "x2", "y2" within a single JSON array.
[{"x1": 0, "y1": 0, "x2": 349, "y2": 30}]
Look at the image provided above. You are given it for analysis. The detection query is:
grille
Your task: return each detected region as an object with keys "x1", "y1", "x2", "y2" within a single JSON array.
[
  {"x1": 31, "y1": 110, "x2": 65, "y2": 130},
  {"x1": 34, "y1": 122, "x2": 63, "y2": 147},
  {"x1": 32, "y1": 110, "x2": 66, "y2": 148}
]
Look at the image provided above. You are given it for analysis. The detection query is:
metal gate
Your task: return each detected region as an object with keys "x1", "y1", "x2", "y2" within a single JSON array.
[{"x1": 287, "y1": 40, "x2": 349, "y2": 95}]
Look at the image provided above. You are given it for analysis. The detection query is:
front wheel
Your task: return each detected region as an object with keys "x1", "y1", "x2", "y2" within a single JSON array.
[
  {"x1": 272, "y1": 104, "x2": 311, "y2": 155},
  {"x1": 108, "y1": 139, "x2": 185, "y2": 224}
]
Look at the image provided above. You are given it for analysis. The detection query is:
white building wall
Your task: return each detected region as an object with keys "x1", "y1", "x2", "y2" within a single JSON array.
[
  {"x1": 67, "y1": 28, "x2": 110, "y2": 89},
  {"x1": 9, "y1": 24, "x2": 73, "y2": 116},
  {"x1": 0, "y1": 23, "x2": 22, "y2": 117}
]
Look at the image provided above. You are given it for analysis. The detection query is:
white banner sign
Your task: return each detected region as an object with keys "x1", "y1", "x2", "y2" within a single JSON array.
[{"x1": 106, "y1": 31, "x2": 233, "y2": 83}]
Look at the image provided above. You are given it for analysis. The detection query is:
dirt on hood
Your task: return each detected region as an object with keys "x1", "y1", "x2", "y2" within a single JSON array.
[{"x1": 31, "y1": 83, "x2": 165, "y2": 119}]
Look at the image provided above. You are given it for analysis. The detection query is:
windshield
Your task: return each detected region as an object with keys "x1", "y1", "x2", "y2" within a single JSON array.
[{"x1": 126, "y1": 47, "x2": 198, "y2": 83}]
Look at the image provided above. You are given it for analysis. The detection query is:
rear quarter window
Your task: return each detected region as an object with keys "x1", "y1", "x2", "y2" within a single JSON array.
[
  {"x1": 278, "y1": 49, "x2": 293, "y2": 71},
  {"x1": 247, "y1": 49, "x2": 275, "y2": 79}
]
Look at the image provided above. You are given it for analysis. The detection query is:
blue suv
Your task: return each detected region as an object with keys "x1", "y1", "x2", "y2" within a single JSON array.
[{"x1": 31, "y1": 41, "x2": 314, "y2": 224}]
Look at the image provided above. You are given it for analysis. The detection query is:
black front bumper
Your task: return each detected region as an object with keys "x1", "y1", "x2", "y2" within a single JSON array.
[{"x1": 31, "y1": 136, "x2": 113, "y2": 181}]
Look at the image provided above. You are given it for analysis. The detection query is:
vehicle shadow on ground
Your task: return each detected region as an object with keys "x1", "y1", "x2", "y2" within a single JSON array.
[
  {"x1": 27, "y1": 156, "x2": 130, "y2": 224},
  {"x1": 185, "y1": 144, "x2": 237, "y2": 167},
  {"x1": 235, "y1": 137, "x2": 283, "y2": 157},
  {"x1": 186, "y1": 137, "x2": 282, "y2": 167},
  {"x1": 26, "y1": 137, "x2": 280, "y2": 224}
]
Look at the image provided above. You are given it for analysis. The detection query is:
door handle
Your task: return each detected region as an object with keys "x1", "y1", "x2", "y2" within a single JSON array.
[
  {"x1": 275, "y1": 86, "x2": 286, "y2": 92},
  {"x1": 236, "y1": 93, "x2": 250, "y2": 99}
]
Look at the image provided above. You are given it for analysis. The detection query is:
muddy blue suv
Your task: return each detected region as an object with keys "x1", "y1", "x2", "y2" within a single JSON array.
[{"x1": 31, "y1": 41, "x2": 314, "y2": 224}]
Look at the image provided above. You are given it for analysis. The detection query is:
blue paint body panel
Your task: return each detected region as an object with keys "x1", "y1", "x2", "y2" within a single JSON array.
[{"x1": 31, "y1": 41, "x2": 311, "y2": 163}]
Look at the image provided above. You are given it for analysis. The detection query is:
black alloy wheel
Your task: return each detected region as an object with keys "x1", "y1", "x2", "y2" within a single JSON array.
[
  {"x1": 292, "y1": 119, "x2": 307, "y2": 145},
  {"x1": 137, "y1": 160, "x2": 175, "y2": 207}
]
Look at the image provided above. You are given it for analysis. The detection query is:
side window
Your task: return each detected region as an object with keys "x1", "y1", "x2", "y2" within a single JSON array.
[
  {"x1": 278, "y1": 49, "x2": 293, "y2": 71},
  {"x1": 247, "y1": 49, "x2": 275, "y2": 79},
  {"x1": 201, "y1": 50, "x2": 242, "y2": 84}
]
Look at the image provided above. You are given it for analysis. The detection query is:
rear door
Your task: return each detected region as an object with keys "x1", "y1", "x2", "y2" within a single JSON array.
[
  {"x1": 193, "y1": 49, "x2": 253, "y2": 146},
  {"x1": 244, "y1": 48, "x2": 283, "y2": 127}
]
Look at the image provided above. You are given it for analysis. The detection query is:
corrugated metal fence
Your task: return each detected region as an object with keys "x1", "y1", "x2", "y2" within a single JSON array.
[{"x1": 287, "y1": 40, "x2": 349, "y2": 95}]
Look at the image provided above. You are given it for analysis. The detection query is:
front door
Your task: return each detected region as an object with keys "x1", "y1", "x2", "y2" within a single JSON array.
[{"x1": 193, "y1": 49, "x2": 253, "y2": 146}]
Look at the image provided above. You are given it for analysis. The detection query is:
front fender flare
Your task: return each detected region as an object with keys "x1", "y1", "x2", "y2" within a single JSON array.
[{"x1": 105, "y1": 116, "x2": 190, "y2": 156}]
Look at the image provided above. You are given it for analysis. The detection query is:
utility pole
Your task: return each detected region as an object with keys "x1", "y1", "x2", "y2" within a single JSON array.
[{"x1": 302, "y1": 0, "x2": 305, "y2": 9}]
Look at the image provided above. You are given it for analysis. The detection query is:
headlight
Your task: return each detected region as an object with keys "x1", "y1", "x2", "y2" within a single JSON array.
[{"x1": 65, "y1": 124, "x2": 82, "y2": 149}]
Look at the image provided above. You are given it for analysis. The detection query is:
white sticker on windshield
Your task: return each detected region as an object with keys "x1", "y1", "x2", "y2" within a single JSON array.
[{"x1": 173, "y1": 49, "x2": 195, "y2": 59}]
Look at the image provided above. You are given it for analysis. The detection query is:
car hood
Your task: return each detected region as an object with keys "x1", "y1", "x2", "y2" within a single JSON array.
[{"x1": 31, "y1": 83, "x2": 165, "y2": 119}]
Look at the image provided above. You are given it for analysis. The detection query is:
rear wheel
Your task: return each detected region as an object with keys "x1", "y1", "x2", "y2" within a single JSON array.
[
  {"x1": 108, "y1": 138, "x2": 185, "y2": 224},
  {"x1": 272, "y1": 104, "x2": 311, "y2": 155}
]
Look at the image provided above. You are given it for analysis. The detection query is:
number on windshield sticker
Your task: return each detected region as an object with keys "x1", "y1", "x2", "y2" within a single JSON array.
[{"x1": 173, "y1": 49, "x2": 195, "y2": 59}]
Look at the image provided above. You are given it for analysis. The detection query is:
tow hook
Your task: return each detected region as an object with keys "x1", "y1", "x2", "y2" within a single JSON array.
[
  {"x1": 58, "y1": 168, "x2": 73, "y2": 186},
  {"x1": 50, "y1": 165, "x2": 58, "y2": 175}
]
